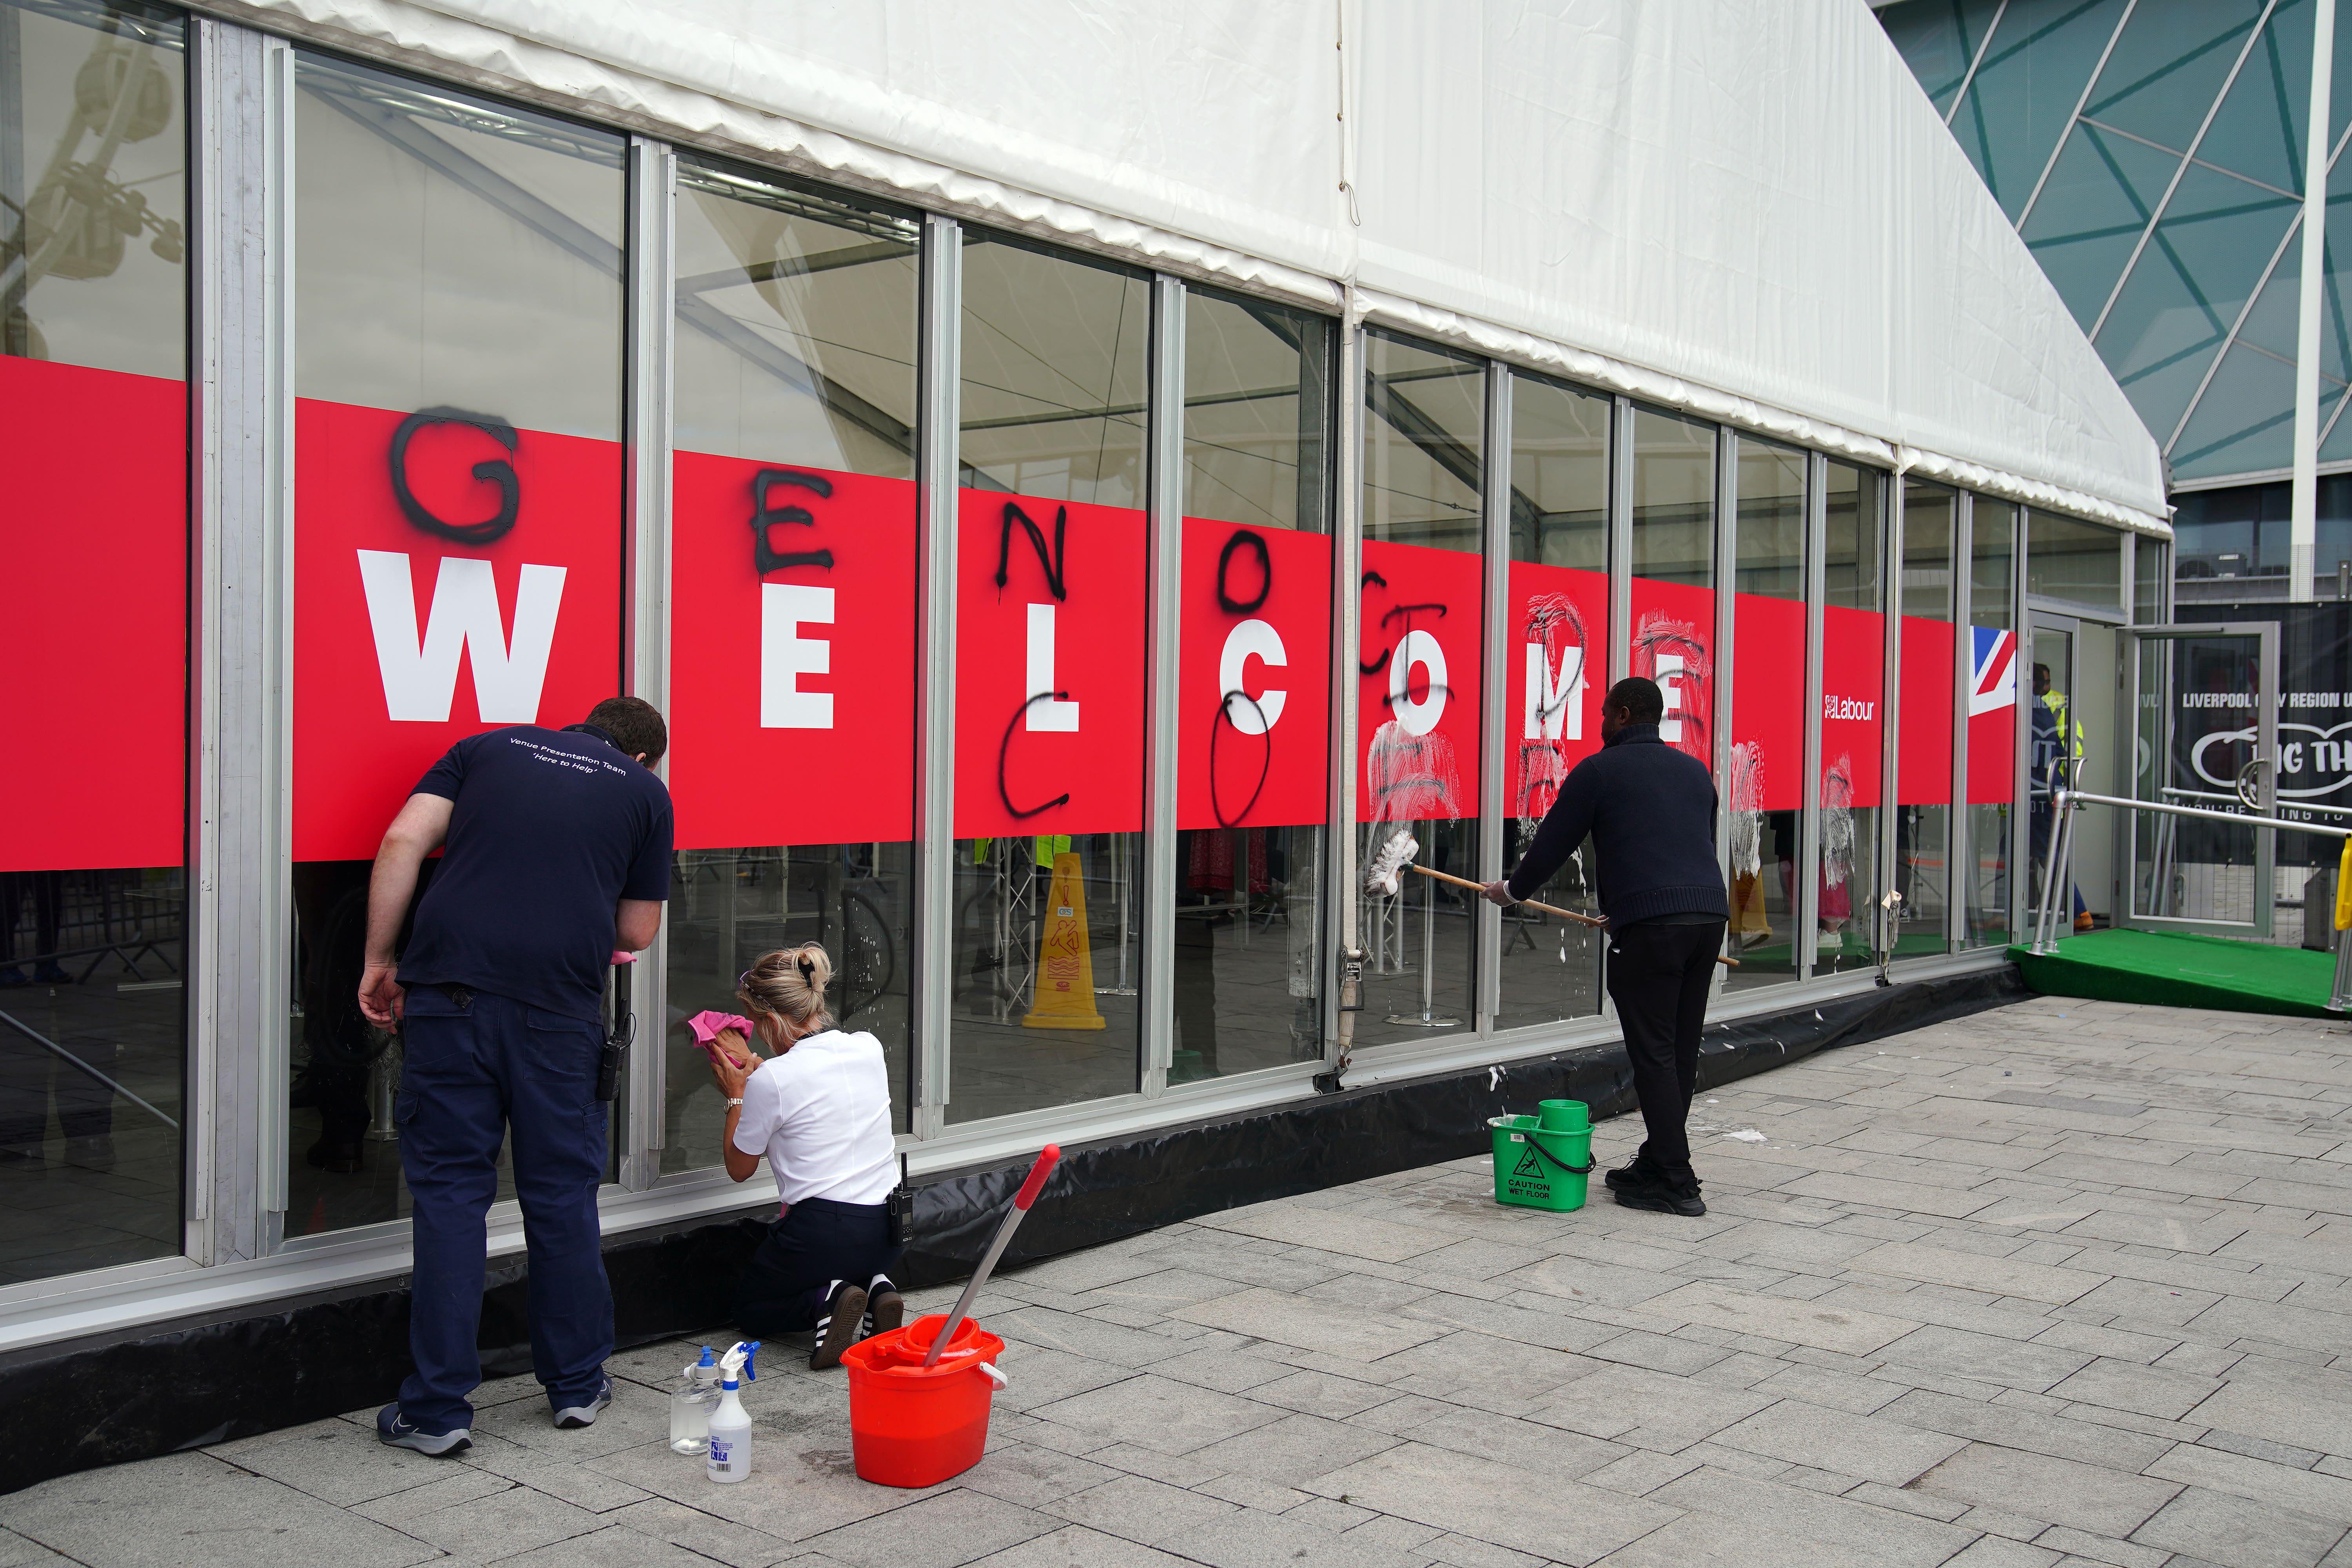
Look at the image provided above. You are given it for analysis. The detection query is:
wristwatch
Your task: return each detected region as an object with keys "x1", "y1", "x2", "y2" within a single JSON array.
[{"x1": 725, "y1": 1097, "x2": 743, "y2": 1108}]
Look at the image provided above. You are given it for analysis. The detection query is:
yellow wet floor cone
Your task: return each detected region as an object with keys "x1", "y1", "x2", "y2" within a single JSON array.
[{"x1": 1024, "y1": 851, "x2": 1106, "y2": 1030}]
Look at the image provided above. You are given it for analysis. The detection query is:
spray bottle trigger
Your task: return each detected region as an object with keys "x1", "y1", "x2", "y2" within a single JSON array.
[{"x1": 744, "y1": 1341, "x2": 760, "y2": 1382}]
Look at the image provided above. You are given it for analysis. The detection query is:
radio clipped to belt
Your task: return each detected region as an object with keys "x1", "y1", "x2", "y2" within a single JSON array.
[
  {"x1": 886, "y1": 1151, "x2": 914, "y2": 1245},
  {"x1": 597, "y1": 955, "x2": 636, "y2": 1103}
]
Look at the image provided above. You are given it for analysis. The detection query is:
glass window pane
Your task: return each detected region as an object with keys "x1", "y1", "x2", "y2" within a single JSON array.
[
  {"x1": 286, "y1": 56, "x2": 628, "y2": 1236},
  {"x1": 664, "y1": 162, "x2": 921, "y2": 1167},
  {"x1": 1821, "y1": 464, "x2": 1887, "y2": 975},
  {"x1": 2135, "y1": 536, "x2": 2167, "y2": 621},
  {"x1": 2028, "y1": 510, "x2": 2123, "y2": 612},
  {"x1": 1358, "y1": 331, "x2": 1482, "y2": 1044},
  {"x1": 1629, "y1": 407, "x2": 1717, "y2": 778},
  {"x1": 1966, "y1": 498, "x2": 2020, "y2": 949},
  {"x1": 1498, "y1": 372, "x2": 1608, "y2": 1029},
  {"x1": 0, "y1": 0, "x2": 187, "y2": 1285},
  {"x1": 949, "y1": 232, "x2": 1149, "y2": 1123},
  {"x1": 1172, "y1": 287, "x2": 1333, "y2": 1082},
  {"x1": 1898, "y1": 481, "x2": 1955, "y2": 957},
  {"x1": 1728, "y1": 439, "x2": 1806, "y2": 984}
]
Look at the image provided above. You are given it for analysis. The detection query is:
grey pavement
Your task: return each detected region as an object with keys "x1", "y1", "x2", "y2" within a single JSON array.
[{"x1": 16, "y1": 993, "x2": 2352, "y2": 1566}]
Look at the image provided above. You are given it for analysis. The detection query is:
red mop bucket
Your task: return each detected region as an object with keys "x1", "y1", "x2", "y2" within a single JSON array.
[
  {"x1": 843, "y1": 1144, "x2": 1058, "y2": 1488},
  {"x1": 841, "y1": 1314, "x2": 1007, "y2": 1486}
]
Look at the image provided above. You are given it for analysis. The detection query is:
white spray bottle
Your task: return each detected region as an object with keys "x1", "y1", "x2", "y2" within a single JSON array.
[{"x1": 705, "y1": 1340, "x2": 759, "y2": 1483}]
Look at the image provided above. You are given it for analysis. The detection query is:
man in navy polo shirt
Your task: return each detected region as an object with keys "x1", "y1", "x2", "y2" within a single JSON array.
[{"x1": 358, "y1": 697, "x2": 674, "y2": 1455}]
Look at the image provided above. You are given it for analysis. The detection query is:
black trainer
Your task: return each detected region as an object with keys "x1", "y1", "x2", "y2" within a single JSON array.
[
  {"x1": 811, "y1": 1279, "x2": 868, "y2": 1369},
  {"x1": 1611, "y1": 1165, "x2": 1706, "y2": 1217},
  {"x1": 1603, "y1": 1158, "x2": 1649, "y2": 1194},
  {"x1": 866, "y1": 1274, "x2": 904, "y2": 1338}
]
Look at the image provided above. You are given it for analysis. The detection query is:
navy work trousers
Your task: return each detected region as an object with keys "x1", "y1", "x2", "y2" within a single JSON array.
[
  {"x1": 396, "y1": 985, "x2": 611, "y2": 1432},
  {"x1": 734, "y1": 1197, "x2": 902, "y2": 1340}
]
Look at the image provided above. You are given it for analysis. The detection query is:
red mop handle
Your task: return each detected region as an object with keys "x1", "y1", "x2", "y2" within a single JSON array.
[
  {"x1": 1013, "y1": 1145, "x2": 1058, "y2": 1208},
  {"x1": 925, "y1": 1145, "x2": 1059, "y2": 1367}
]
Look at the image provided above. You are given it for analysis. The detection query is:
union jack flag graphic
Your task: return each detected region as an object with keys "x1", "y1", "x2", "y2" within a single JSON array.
[{"x1": 1968, "y1": 625, "x2": 2016, "y2": 719}]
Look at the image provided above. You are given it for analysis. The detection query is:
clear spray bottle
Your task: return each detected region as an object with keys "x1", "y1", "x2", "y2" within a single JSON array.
[
  {"x1": 669, "y1": 1345, "x2": 719, "y2": 1455},
  {"x1": 705, "y1": 1340, "x2": 759, "y2": 1484}
]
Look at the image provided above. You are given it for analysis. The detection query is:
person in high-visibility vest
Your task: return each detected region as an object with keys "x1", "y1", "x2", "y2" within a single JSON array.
[{"x1": 2029, "y1": 664, "x2": 2091, "y2": 933}]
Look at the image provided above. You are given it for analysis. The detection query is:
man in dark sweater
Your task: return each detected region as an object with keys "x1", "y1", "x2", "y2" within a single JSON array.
[{"x1": 1485, "y1": 676, "x2": 1728, "y2": 1216}]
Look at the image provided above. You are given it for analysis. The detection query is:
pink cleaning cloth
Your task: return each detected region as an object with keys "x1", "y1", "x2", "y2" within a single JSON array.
[
  {"x1": 611, "y1": 951, "x2": 637, "y2": 964},
  {"x1": 686, "y1": 1010, "x2": 755, "y2": 1046}
]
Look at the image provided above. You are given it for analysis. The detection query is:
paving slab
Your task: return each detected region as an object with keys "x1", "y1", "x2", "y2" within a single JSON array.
[{"x1": 15, "y1": 995, "x2": 2352, "y2": 1568}]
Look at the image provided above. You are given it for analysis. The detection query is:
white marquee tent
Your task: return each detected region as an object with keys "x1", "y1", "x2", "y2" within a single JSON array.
[{"x1": 227, "y1": 0, "x2": 2168, "y2": 530}]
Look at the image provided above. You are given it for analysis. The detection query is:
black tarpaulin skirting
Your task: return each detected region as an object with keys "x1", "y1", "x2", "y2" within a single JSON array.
[{"x1": 0, "y1": 965, "x2": 2021, "y2": 1493}]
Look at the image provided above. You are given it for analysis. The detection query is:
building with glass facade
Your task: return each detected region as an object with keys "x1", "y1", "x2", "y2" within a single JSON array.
[
  {"x1": 1878, "y1": 0, "x2": 2352, "y2": 598},
  {"x1": 0, "y1": 0, "x2": 2173, "y2": 1472}
]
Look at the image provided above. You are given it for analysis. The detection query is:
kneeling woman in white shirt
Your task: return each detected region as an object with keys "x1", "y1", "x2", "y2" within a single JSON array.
[{"x1": 705, "y1": 944, "x2": 903, "y2": 1368}]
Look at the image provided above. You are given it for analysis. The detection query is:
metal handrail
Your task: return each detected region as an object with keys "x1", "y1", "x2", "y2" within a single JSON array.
[
  {"x1": 2161, "y1": 786, "x2": 2352, "y2": 822},
  {"x1": 2031, "y1": 788, "x2": 2352, "y2": 1011}
]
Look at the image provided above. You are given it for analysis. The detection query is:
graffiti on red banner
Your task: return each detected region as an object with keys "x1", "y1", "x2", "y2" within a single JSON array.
[{"x1": 292, "y1": 398, "x2": 623, "y2": 863}]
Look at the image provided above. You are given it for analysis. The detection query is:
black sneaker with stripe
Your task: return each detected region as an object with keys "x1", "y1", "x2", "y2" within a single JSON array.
[{"x1": 811, "y1": 1278, "x2": 868, "y2": 1369}]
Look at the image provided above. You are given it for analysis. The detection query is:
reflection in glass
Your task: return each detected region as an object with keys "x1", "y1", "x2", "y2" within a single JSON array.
[
  {"x1": 0, "y1": 0, "x2": 187, "y2": 1287},
  {"x1": 1966, "y1": 499, "x2": 2018, "y2": 948},
  {"x1": 1728, "y1": 439, "x2": 1806, "y2": 984},
  {"x1": 2026, "y1": 509, "x2": 2122, "y2": 612},
  {"x1": 1898, "y1": 481, "x2": 1955, "y2": 956},
  {"x1": 1, "y1": 0, "x2": 184, "y2": 373},
  {"x1": 949, "y1": 233, "x2": 1148, "y2": 1123},
  {"x1": 1172, "y1": 287, "x2": 1330, "y2": 1082},
  {"x1": 287, "y1": 57, "x2": 626, "y2": 1236},
  {"x1": 665, "y1": 846, "x2": 912, "y2": 1168},
  {"x1": 1821, "y1": 463, "x2": 1886, "y2": 974},
  {"x1": 2134, "y1": 537, "x2": 2167, "y2": 622},
  {"x1": 1629, "y1": 408, "x2": 1716, "y2": 775},
  {"x1": 664, "y1": 163, "x2": 919, "y2": 1165},
  {"x1": 1497, "y1": 374, "x2": 1609, "y2": 1028},
  {"x1": 295, "y1": 57, "x2": 624, "y2": 438},
  {"x1": 1359, "y1": 332, "x2": 1482, "y2": 1044}
]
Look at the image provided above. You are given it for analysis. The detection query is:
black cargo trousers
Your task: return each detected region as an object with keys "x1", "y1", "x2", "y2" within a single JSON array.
[{"x1": 1603, "y1": 915, "x2": 1728, "y2": 1191}]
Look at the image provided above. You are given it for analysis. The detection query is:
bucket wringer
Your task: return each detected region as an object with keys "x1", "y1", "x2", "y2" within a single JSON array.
[{"x1": 841, "y1": 1143, "x2": 1060, "y2": 1487}]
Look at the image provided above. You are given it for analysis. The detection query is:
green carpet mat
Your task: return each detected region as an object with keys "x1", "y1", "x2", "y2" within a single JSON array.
[{"x1": 2010, "y1": 927, "x2": 2344, "y2": 1019}]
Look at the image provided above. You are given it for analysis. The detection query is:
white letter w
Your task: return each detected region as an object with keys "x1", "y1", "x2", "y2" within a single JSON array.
[{"x1": 356, "y1": 550, "x2": 567, "y2": 723}]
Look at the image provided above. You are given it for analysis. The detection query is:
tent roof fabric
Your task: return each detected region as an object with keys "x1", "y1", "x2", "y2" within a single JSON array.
[{"x1": 233, "y1": 0, "x2": 2170, "y2": 534}]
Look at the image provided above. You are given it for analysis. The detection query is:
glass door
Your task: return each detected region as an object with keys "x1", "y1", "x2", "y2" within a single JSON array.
[
  {"x1": 2027, "y1": 617, "x2": 2079, "y2": 935},
  {"x1": 2123, "y1": 622, "x2": 2279, "y2": 938}
]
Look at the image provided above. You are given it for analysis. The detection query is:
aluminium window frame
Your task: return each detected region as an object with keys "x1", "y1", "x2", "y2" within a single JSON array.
[{"x1": 0, "y1": 4, "x2": 2068, "y2": 1361}]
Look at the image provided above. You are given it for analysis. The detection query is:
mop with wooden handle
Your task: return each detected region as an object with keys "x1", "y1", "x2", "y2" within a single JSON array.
[
  {"x1": 1361, "y1": 829, "x2": 1738, "y2": 967},
  {"x1": 923, "y1": 1144, "x2": 1061, "y2": 1368}
]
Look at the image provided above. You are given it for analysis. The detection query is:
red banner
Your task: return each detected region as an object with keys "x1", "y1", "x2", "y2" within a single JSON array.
[
  {"x1": 1898, "y1": 617, "x2": 1954, "y2": 802},
  {"x1": 1629, "y1": 578, "x2": 1714, "y2": 771},
  {"x1": 954, "y1": 490, "x2": 1148, "y2": 838},
  {"x1": 1732, "y1": 593, "x2": 1806, "y2": 813},
  {"x1": 1177, "y1": 520, "x2": 1330, "y2": 830},
  {"x1": 1821, "y1": 606, "x2": 1884, "y2": 813},
  {"x1": 1358, "y1": 541, "x2": 1482, "y2": 824},
  {"x1": 0, "y1": 357, "x2": 185, "y2": 871},
  {"x1": 668, "y1": 454, "x2": 918, "y2": 849},
  {"x1": 1505, "y1": 561, "x2": 1606, "y2": 831},
  {"x1": 292, "y1": 399, "x2": 623, "y2": 862}
]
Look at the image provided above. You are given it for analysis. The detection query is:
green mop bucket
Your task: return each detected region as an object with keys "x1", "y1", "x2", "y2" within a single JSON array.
[{"x1": 1488, "y1": 1099, "x2": 1594, "y2": 1212}]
